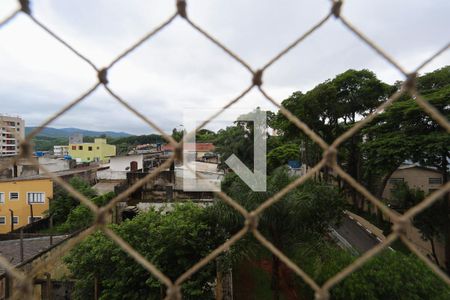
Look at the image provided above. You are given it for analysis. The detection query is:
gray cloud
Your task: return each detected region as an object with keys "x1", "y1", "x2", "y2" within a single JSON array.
[{"x1": 0, "y1": 0, "x2": 449, "y2": 135}]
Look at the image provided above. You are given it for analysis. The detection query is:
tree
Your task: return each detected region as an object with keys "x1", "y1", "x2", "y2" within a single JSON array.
[
  {"x1": 362, "y1": 76, "x2": 450, "y2": 199},
  {"x1": 65, "y1": 203, "x2": 227, "y2": 300},
  {"x1": 331, "y1": 251, "x2": 450, "y2": 300},
  {"x1": 56, "y1": 192, "x2": 115, "y2": 233},
  {"x1": 271, "y1": 70, "x2": 391, "y2": 208},
  {"x1": 196, "y1": 129, "x2": 216, "y2": 142},
  {"x1": 172, "y1": 128, "x2": 185, "y2": 142},
  {"x1": 214, "y1": 124, "x2": 254, "y2": 169},
  {"x1": 210, "y1": 167, "x2": 345, "y2": 300},
  {"x1": 47, "y1": 176, "x2": 97, "y2": 225},
  {"x1": 267, "y1": 143, "x2": 300, "y2": 173},
  {"x1": 291, "y1": 241, "x2": 450, "y2": 300},
  {"x1": 390, "y1": 182, "x2": 446, "y2": 266},
  {"x1": 362, "y1": 66, "x2": 450, "y2": 271}
]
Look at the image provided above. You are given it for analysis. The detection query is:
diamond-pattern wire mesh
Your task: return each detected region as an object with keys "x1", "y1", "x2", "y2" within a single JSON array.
[{"x1": 0, "y1": 0, "x2": 449, "y2": 298}]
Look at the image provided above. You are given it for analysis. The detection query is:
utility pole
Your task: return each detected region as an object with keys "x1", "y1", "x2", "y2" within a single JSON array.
[{"x1": 20, "y1": 228, "x2": 24, "y2": 262}]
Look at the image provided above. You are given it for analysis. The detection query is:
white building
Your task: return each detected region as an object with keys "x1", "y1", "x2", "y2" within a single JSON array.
[
  {"x1": 0, "y1": 115, "x2": 25, "y2": 157},
  {"x1": 97, "y1": 154, "x2": 144, "y2": 180},
  {"x1": 53, "y1": 145, "x2": 69, "y2": 157}
]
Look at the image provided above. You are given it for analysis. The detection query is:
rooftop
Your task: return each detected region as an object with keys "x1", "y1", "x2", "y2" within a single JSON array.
[
  {"x1": 162, "y1": 143, "x2": 215, "y2": 152},
  {"x1": 0, "y1": 165, "x2": 102, "y2": 182},
  {"x1": 0, "y1": 235, "x2": 68, "y2": 268}
]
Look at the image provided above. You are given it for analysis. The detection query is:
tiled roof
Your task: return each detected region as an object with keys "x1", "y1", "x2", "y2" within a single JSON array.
[{"x1": 0, "y1": 235, "x2": 68, "y2": 271}]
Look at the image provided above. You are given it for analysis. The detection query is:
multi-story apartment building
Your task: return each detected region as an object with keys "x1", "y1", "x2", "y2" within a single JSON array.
[
  {"x1": 68, "y1": 138, "x2": 116, "y2": 163},
  {"x1": 0, "y1": 115, "x2": 25, "y2": 157},
  {"x1": 0, "y1": 177, "x2": 53, "y2": 233},
  {"x1": 53, "y1": 145, "x2": 69, "y2": 157}
]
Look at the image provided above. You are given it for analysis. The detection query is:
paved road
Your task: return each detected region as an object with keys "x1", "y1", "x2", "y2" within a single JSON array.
[{"x1": 334, "y1": 215, "x2": 379, "y2": 253}]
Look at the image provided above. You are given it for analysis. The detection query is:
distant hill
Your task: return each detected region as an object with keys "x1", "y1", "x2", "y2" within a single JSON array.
[{"x1": 25, "y1": 127, "x2": 133, "y2": 138}]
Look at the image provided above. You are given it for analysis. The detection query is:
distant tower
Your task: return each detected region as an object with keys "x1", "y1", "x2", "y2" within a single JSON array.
[
  {"x1": 69, "y1": 133, "x2": 83, "y2": 144},
  {"x1": 0, "y1": 115, "x2": 25, "y2": 157}
]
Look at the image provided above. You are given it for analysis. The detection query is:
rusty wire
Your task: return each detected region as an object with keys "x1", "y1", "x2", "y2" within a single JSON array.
[{"x1": 0, "y1": 0, "x2": 449, "y2": 299}]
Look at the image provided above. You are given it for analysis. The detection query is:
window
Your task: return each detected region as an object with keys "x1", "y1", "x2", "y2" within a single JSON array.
[
  {"x1": 429, "y1": 178, "x2": 442, "y2": 185},
  {"x1": 79, "y1": 146, "x2": 83, "y2": 150},
  {"x1": 12, "y1": 216, "x2": 19, "y2": 225},
  {"x1": 97, "y1": 146, "x2": 100, "y2": 150},
  {"x1": 28, "y1": 216, "x2": 42, "y2": 224},
  {"x1": 0, "y1": 193, "x2": 4, "y2": 203},
  {"x1": 0, "y1": 217, "x2": 5, "y2": 225},
  {"x1": 27, "y1": 192, "x2": 45, "y2": 204},
  {"x1": 88, "y1": 146, "x2": 93, "y2": 151},
  {"x1": 9, "y1": 192, "x2": 19, "y2": 200},
  {"x1": 72, "y1": 145, "x2": 76, "y2": 150},
  {"x1": 87, "y1": 157, "x2": 90, "y2": 160},
  {"x1": 389, "y1": 178, "x2": 404, "y2": 184}
]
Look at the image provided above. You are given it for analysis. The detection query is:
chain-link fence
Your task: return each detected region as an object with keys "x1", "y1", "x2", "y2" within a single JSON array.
[{"x1": 0, "y1": 0, "x2": 449, "y2": 299}]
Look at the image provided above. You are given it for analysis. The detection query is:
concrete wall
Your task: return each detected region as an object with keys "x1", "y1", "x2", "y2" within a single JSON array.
[
  {"x1": 37, "y1": 157, "x2": 72, "y2": 173},
  {"x1": 97, "y1": 169, "x2": 127, "y2": 180}
]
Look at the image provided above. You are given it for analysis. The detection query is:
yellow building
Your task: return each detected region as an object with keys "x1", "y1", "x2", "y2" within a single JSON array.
[
  {"x1": 68, "y1": 138, "x2": 116, "y2": 163},
  {"x1": 0, "y1": 177, "x2": 53, "y2": 233}
]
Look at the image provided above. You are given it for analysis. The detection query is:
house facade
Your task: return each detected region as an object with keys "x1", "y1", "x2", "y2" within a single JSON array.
[
  {"x1": 382, "y1": 164, "x2": 444, "y2": 200},
  {"x1": 0, "y1": 177, "x2": 53, "y2": 233},
  {"x1": 68, "y1": 138, "x2": 116, "y2": 163}
]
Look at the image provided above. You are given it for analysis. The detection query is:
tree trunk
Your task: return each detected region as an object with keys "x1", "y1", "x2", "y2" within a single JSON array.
[
  {"x1": 440, "y1": 151, "x2": 450, "y2": 274},
  {"x1": 430, "y1": 238, "x2": 440, "y2": 266},
  {"x1": 375, "y1": 166, "x2": 400, "y2": 225},
  {"x1": 271, "y1": 254, "x2": 281, "y2": 300}
]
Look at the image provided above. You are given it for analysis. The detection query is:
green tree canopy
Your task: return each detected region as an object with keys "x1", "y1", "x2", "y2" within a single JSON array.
[
  {"x1": 47, "y1": 176, "x2": 97, "y2": 225},
  {"x1": 267, "y1": 143, "x2": 300, "y2": 173},
  {"x1": 65, "y1": 203, "x2": 227, "y2": 300},
  {"x1": 210, "y1": 167, "x2": 346, "y2": 299}
]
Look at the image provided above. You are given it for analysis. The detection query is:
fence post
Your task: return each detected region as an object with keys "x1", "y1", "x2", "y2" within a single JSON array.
[
  {"x1": 20, "y1": 228, "x2": 24, "y2": 262},
  {"x1": 49, "y1": 215, "x2": 53, "y2": 246},
  {"x1": 45, "y1": 272, "x2": 52, "y2": 300},
  {"x1": 4, "y1": 274, "x2": 10, "y2": 299}
]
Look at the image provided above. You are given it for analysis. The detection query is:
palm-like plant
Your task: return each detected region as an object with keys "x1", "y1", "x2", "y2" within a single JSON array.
[{"x1": 208, "y1": 167, "x2": 345, "y2": 300}]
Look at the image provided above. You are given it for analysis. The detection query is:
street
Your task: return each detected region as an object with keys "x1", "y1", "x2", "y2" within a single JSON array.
[{"x1": 334, "y1": 215, "x2": 380, "y2": 253}]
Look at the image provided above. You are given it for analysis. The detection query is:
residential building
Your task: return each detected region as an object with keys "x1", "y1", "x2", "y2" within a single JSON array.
[
  {"x1": 53, "y1": 145, "x2": 69, "y2": 157},
  {"x1": 0, "y1": 115, "x2": 24, "y2": 157},
  {"x1": 68, "y1": 138, "x2": 116, "y2": 163},
  {"x1": 382, "y1": 164, "x2": 444, "y2": 200},
  {"x1": 0, "y1": 177, "x2": 53, "y2": 233},
  {"x1": 162, "y1": 143, "x2": 216, "y2": 161},
  {"x1": 97, "y1": 154, "x2": 144, "y2": 180}
]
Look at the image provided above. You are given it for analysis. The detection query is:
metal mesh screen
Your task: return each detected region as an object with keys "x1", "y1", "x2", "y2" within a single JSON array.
[{"x1": 0, "y1": 0, "x2": 449, "y2": 299}]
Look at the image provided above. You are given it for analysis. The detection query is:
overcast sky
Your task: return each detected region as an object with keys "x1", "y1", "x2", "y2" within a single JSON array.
[{"x1": 0, "y1": 0, "x2": 449, "y2": 135}]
